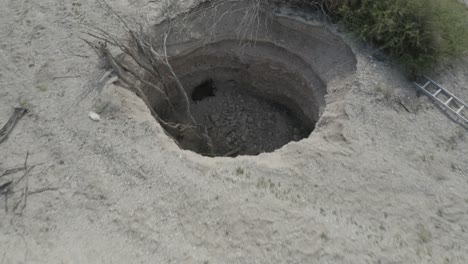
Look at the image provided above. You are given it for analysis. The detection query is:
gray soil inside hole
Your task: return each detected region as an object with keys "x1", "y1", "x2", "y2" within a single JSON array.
[
  {"x1": 140, "y1": 0, "x2": 357, "y2": 157},
  {"x1": 189, "y1": 79, "x2": 312, "y2": 156}
]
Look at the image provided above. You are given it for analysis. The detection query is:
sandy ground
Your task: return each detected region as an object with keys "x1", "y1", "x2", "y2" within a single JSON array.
[{"x1": 0, "y1": 0, "x2": 467, "y2": 263}]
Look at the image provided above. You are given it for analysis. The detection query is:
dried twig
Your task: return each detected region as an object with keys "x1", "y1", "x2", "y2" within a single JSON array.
[
  {"x1": 52, "y1": 75, "x2": 82, "y2": 80},
  {"x1": 20, "y1": 152, "x2": 30, "y2": 212},
  {"x1": 223, "y1": 147, "x2": 242, "y2": 157},
  {"x1": 399, "y1": 101, "x2": 411, "y2": 113},
  {"x1": 0, "y1": 163, "x2": 45, "y2": 178},
  {"x1": 85, "y1": 0, "x2": 222, "y2": 154},
  {"x1": 1, "y1": 153, "x2": 35, "y2": 213},
  {"x1": 27, "y1": 187, "x2": 59, "y2": 195},
  {"x1": 10, "y1": 152, "x2": 31, "y2": 213},
  {"x1": 0, "y1": 177, "x2": 13, "y2": 212},
  {"x1": 0, "y1": 181, "x2": 12, "y2": 194},
  {"x1": 93, "y1": 41, "x2": 185, "y2": 146},
  {"x1": 0, "y1": 108, "x2": 27, "y2": 145},
  {"x1": 0, "y1": 180, "x2": 12, "y2": 212},
  {"x1": 7, "y1": 166, "x2": 34, "y2": 192},
  {"x1": 0, "y1": 166, "x2": 26, "y2": 178}
]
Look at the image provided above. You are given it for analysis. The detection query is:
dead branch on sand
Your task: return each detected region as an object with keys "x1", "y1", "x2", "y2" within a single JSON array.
[
  {"x1": 0, "y1": 107, "x2": 27, "y2": 145},
  {"x1": 1, "y1": 152, "x2": 34, "y2": 213},
  {"x1": 83, "y1": 2, "x2": 215, "y2": 155}
]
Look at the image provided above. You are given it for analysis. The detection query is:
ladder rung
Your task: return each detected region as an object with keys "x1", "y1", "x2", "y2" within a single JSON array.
[
  {"x1": 456, "y1": 105, "x2": 465, "y2": 114},
  {"x1": 433, "y1": 89, "x2": 442, "y2": 97},
  {"x1": 422, "y1": 81, "x2": 431, "y2": 89},
  {"x1": 444, "y1": 97, "x2": 453, "y2": 106}
]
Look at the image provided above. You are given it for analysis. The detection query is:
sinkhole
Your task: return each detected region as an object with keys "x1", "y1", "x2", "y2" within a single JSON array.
[{"x1": 131, "y1": 0, "x2": 357, "y2": 157}]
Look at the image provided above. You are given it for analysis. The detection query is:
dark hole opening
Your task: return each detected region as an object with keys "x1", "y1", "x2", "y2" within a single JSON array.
[{"x1": 191, "y1": 79, "x2": 216, "y2": 101}]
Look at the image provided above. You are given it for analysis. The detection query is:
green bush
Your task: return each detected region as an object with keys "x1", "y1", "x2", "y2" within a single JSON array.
[
  {"x1": 336, "y1": 0, "x2": 468, "y2": 73},
  {"x1": 279, "y1": 0, "x2": 468, "y2": 73}
]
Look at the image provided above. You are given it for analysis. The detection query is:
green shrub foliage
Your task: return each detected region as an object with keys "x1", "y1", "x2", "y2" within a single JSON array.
[
  {"x1": 337, "y1": 0, "x2": 468, "y2": 73},
  {"x1": 282, "y1": 0, "x2": 468, "y2": 72}
]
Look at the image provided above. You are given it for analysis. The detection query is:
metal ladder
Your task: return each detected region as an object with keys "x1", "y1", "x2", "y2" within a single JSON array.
[{"x1": 414, "y1": 76, "x2": 468, "y2": 123}]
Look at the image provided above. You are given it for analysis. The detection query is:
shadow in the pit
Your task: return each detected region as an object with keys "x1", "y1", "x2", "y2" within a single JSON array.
[{"x1": 191, "y1": 79, "x2": 216, "y2": 101}]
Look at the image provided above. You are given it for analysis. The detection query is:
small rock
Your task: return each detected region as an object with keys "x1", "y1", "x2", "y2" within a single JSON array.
[{"x1": 88, "y1": 111, "x2": 101, "y2": 122}]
